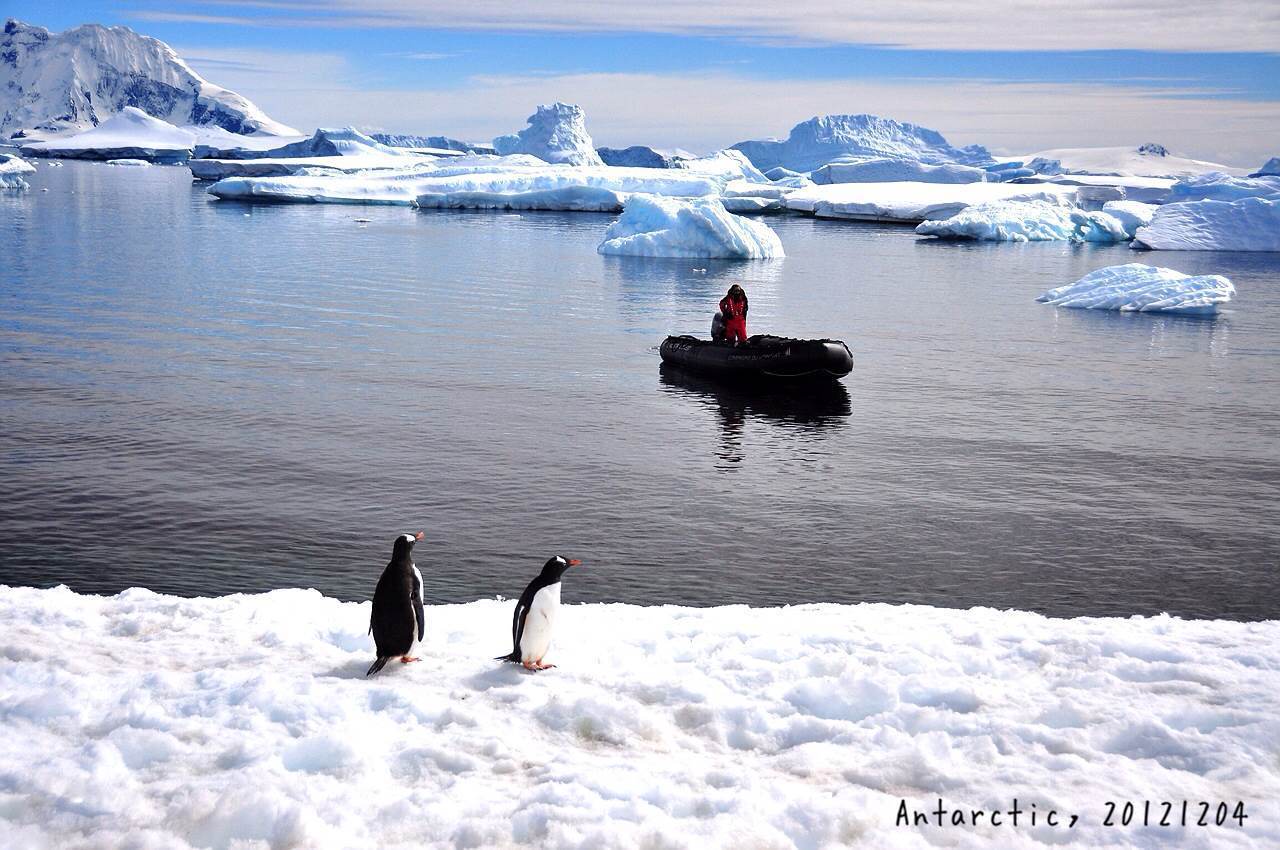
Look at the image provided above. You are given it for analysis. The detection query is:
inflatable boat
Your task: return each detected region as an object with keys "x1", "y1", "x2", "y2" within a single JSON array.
[{"x1": 659, "y1": 335, "x2": 853, "y2": 381}]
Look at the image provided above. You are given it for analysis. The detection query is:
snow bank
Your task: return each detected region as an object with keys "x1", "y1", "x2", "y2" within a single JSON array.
[
  {"x1": 813, "y1": 157, "x2": 989, "y2": 185},
  {"x1": 0, "y1": 152, "x2": 35, "y2": 189},
  {"x1": 785, "y1": 181, "x2": 1081, "y2": 223},
  {"x1": 1004, "y1": 144, "x2": 1238, "y2": 180},
  {"x1": 1037, "y1": 263, "x2": 1235, "y2": 314},
  {"x1": 915, "y1": 200, "x2": 1129, "y2": 243},
  {"x1": 1, "y1": 585, "x2": 1277, "y2": 850},
  {"x1": 597, "y1": 195, "x2": 784, "y2": 258},
  {"x1": 493, "y1": 102, "x2": 604, "y2": 166},
  {"x1": 1133, "y1": 198, "x2": 1280, "y2": 252},
  {"x1": 1250, "y1": 157, "x2": 1280, "y2": 178},
  {"x1": 732, "y1": 114, "x2": 991, "y2": 173},
  {"x1": 1165, "y1": 173, "x2": 1280, "y2": 204},
  {"x1": 19, "y1": 106, "x2": 194, "y2": 161}
]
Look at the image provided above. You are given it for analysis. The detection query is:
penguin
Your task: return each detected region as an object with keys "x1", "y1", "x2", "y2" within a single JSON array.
[
  {"x1": 497, "y1": 555, "x2": 582, "y2": 670},
  {"x1": 367, "y1": 531, "x2": 426, "y2": 677}
]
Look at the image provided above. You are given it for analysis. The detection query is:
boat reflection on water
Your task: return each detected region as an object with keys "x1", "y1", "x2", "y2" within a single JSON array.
[{"x1": 658, "y1": 364, "x2": 852, "y2": 468}]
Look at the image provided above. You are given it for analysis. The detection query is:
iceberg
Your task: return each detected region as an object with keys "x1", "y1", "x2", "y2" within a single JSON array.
[
  {"x1": 1164, "y1": 173, "x2": 1280, "y2": 204},
  {"x1": 596, "y1": 146, "x2": 693, "y2": 169},
  {"x1": 1132, "y1": 198, "x2": 1280, "y2": 252},
  {"x1": 2, "y1": 584, "x2": 1277, "y2": 850},
  {"x1": 209, "y1": 159, "x2": 723, "y2": 210},
  {"x1": 1100, "y1": 200, "x2": 1158, "y2": 234},
  {"x1": 188, "y1": 129, "x2": 439, "y2": 179},
  {"x1": 0, "y1": 152, "x2": 35, "y2": 189},
  {"x1": 1037, "y1": 263, "x2": 1235, "y2": 314},
  {"x1": 19, "y1": 106, "x2": 194, "y2": 161},
  {"x1": 1250, "y1": 157, "x2": 1280, "y2": 178},
  {"x1": 915, "y1": 200, "x2": 1129, "y2": 243},
  {"x1": 1004, "y1": 144, "x2": 1238, "y2": 180},
  {"x1": 370, "y1": 133, "x2": 494, "y2": 155},
  {"x1": 812, "y1": 157, "x2": 989, "y2": 185},
  {"x1": 105, "y1": 158, "x2": 151, "y2": 167},
  {"x1": 492, "y1": 102, "x2": 604, "y2": 166},
  {"x1": 785, "y1": 181, "x2": 1081, "y2": 223},
  {"x1": 598, "y1": 195, "x2": 784, "y2": 258},
  {"x1": 731, "y1": 114, "x2": 991, "y2": 174},
  {"x1": 671, "y1": 149, "x2": 770, "y2": 183}
]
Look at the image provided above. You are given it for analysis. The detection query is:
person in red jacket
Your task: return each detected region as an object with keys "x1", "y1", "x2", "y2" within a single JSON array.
[{"x1": 719, "y1": 284, "x2": 749, "y2": 345}]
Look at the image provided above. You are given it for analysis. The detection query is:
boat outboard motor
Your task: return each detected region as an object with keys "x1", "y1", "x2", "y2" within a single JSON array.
[{"x1": 711, "y1": 311, "x2": 726, "y2": 341}]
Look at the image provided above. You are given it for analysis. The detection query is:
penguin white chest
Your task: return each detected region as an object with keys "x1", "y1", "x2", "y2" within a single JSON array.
[{"x1": 519, "y1": 583, "x2": 560, "y2": 663}]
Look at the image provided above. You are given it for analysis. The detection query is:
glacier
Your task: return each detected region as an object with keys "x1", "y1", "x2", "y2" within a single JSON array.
[
  {"x1": 1132, "y1": 198, "x2": 1280, "y2": 252},
  {"x1": 597, "y1": 195, "x2": 784, "y2": 259},
  {"x1": 1003, "y1": 144, "x2": 1238, "y2": 180},
  {"x1": 915, "y1": 200, "x2": 1129, "y2": 243},
  {"x1": 1, "y1": 19, "x2": 296, "y2": 138},
  {"x1": 0, "y1": 151, "x2": 35, "y2": 189},
  {"x1": 812, "y1": 157, "x2": 989, "y2": 185},
  {"x1": 19, "y1": 107, "x2": 195, "y2": 161},
  {"x1": 785, "y1": 181, "x2": 1081, "y2": 223},
  {"x1": 1037, "y1": 263, "x2": 1235, "y2": 314},
  {"x1": 731, "y1": 114, "x2": 992, "y2": 174},
  {"x1": 492, "y1": 103, "x2": 604, "y2": 166},
  {"x1": 1, "y1": 584, "x2": 1277, "y2": 850}
]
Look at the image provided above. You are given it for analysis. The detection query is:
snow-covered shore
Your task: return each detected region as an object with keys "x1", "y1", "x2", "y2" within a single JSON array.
[{"x1": 2, "y1": 585, "x2": 1277, "y2": 849}]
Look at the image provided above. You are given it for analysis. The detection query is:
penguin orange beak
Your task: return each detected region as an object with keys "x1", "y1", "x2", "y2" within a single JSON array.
[
  {"x1": 414, "y1": 531, "x2": 425, "y2": 541},
  {"x1": 568, "y1": 559, "x2": 582, "y2": 567}
]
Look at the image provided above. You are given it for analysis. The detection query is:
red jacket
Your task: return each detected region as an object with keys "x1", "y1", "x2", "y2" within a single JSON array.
[{"x1": 719, "y1": 293, "x2": 748, "y2": 320}]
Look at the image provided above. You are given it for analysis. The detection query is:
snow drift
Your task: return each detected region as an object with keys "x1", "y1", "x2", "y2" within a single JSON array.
[
  {"x1": 731, "y1": 114, "x2": 991, "y2": 173},
  {"x1": 597, "y1": 195, "x2": 785, "y2": 258},
  {"x1": 1133, "y1": 198, "x2": 1280, "y2": 252},
  {"x1": 1037, "y1": 263, "x2": 1235, "y2": 314},
  {"x1": 19, "y1": 106, "x2": 194, "y2": 161},
  {"x1": 1, "y1": 585, "x2": 1277, "y2": 850},
  {"x1": 0, "y1": 19, "x2": 296, "y2": 138},
  {"x1": 915, "y1": 200, "x2": 1129, "y2": 243},
  {"x1": 493, "y1": 103, "x2": 604, "y2": 166}
]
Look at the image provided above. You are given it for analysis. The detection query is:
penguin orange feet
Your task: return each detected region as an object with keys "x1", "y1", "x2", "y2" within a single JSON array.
[
  {"x1": 522, "y1": 659, "x2": 537, "y2": 671},
  {"x1": 400, "y1": 656, "x2": 420, "y2": 664},
  {"x1": 536, "y1": 661, "x2": 556, "y2": 670}
]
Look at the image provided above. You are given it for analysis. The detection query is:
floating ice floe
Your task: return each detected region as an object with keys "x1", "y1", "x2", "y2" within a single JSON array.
[
  {"x1": 493, "y1": 102, "x2": 604, "y2": 166},
  {"x1": 597, "y1": 195, "x2": 784, "y2": 258},
  {"x1": 2, "y1": 585, "x2": 1278, "y2": 850},
  {"x1": 916, "y1": 200, "x2": 1129, "y2": 242},
  {"x1": 812, "y1": 157, "x2": 989, "y2": 185},
  {"x1": 1002, "y1": 144, "x2": 1238, "y2": 180},
  {"x1": 732, "y1": 113, "x2": 991, "y2": 173},
  {"x1": 0, "y1": 153, "x2": 36, "y2": 190},
  {"x1": 1037, "y1": 263, "x2": 1235, "y2": 314},
  {"x1": 1133, "y1": 198, "x2": 1280, "y2": 252},
  {"x1": 105, "y1": 158, "x2": 151, "y2": 167},
  {"x1": 1164, "y1": 173, "x2": 1280, "y2": 204},
  {"x1": 1021, "y1": 173, "x2": 1174, "y2": 204},
  {"x1": 19, "y1": 107, "x2": 195, "y2": 161},
  {"x1": 785, "y1": 181, "x2": 1081, "y2": 223}
]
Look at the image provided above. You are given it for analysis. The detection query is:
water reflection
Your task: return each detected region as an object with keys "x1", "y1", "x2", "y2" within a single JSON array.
[{"x1": 658, "y1": 364, "x2": 851, "y2": 468}]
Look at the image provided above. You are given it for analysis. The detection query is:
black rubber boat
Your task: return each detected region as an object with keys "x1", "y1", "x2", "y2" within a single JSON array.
[{"x1": 659, "y1": 335, "x2": 853, "y2": 381}]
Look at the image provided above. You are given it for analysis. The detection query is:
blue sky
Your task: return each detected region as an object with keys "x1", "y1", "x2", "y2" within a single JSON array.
[{"x1": 9, "y1": 1, "x2": 1280, "y2": 165}]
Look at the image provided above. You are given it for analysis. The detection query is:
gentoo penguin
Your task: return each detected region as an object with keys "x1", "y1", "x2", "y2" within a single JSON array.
[
  {"x1": 497, "y1": 555, "x2": 582, "y2": 670},
  {"x1": 367, "y1": 531, "x2": 426, "y2": 677}
]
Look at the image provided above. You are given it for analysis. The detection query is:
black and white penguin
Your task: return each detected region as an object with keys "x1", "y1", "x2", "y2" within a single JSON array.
[
  {"x1": 367, "y1": 531, "x2": 426, "y2": 677},
  {"x1": 496, "y1": 555, "x2": 582, "y2": 670}
]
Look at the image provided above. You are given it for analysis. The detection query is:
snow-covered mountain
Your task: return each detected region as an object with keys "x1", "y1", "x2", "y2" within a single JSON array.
[
  {"x1": 731, "y1": 115, "x2": 993, "y2": 173},
  {"x1": 1, "y1": 18, "x2": 296, "y2": 139},
  {"x1": 1009, "y1": 144, "x2": 1239, "y2": 179}
]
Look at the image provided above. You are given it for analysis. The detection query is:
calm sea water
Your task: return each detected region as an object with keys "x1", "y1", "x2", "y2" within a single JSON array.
[{"x1": 2, "y1": 161, "x2": 1278, "y2": 619}]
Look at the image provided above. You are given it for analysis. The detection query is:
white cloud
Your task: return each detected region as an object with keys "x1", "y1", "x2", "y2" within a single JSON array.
[
  {"x1": 149, "y1": 0, "x2": 1280, "y2": 53},
  {"x1": 182, "y1": 49, "x2": 1278, "y2": 167}
]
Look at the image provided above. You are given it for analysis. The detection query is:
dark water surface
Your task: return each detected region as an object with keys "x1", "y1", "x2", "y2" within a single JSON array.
[{"x1": 3, "y1": 162, "x2": 1279, "y2": 619}]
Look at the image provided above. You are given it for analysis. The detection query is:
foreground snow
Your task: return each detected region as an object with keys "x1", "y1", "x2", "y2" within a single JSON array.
[
  {"x1": 915, "y1": 200, "x2": 1129, "y2": 243},
  {"x1": 597, "y1": 195, "x2": 784, "y2": 258},
  {"x1": 785, "y1": 181, "x2": 1081, "y2": 223},
  {"x1": 1037, "y1": 263, "x2": 1235, "y2": 314},
  {"x1": 1133, "y1": 198, "x2": 1280, "y2": 252},
  {"x1": 1, "y1": 585, "x2": 1277, "y2": 850}
]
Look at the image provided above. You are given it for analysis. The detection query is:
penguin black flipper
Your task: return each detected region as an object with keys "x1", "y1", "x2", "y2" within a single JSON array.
[{"x1": 367, "y1": 656, "x2": 390, "y2": 677}]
